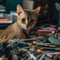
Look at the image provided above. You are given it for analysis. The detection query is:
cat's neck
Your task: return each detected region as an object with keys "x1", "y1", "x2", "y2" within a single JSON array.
[{"x1": 13, "y1": 22, "x2": 29, "y2": 34}]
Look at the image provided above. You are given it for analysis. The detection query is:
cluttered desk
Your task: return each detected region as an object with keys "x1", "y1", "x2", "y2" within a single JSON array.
[
  {"x1": 0, "y1": 24, "x2": 60, "y2": 60},
  {"x1": 0, "y1": 1, "x2": 60, "y2": 60}
]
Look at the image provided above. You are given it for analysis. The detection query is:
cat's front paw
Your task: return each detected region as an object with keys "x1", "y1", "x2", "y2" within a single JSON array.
[{"x1": 0, "y1": 35, "x2": 8, "y2": 43}]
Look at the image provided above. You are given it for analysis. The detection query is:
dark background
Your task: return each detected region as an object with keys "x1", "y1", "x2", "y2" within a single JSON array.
[{"x1": 1, "y1": 0, "x2": 60, "y2": 26}]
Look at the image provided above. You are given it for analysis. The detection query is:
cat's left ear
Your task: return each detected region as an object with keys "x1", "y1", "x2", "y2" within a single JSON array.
[
  {"x1": 16, "y1": 4, "x2": 24, "y2": 15},
  {"x1": 34, "y1": 6, "x2": 41, "y2": 15}
]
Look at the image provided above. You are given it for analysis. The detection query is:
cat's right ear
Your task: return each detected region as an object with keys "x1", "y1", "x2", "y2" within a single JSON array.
[
  {"x1": 16, "y1": 4, "x2": 24, "y2": 15},
  {"x1": 34, "y1": 6, "x2": 41, "y2": 15}
]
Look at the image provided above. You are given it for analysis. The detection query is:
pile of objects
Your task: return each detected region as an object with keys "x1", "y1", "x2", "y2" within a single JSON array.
[{"x1": 0, "y1": 24, "x2": 60, "y2": 60}]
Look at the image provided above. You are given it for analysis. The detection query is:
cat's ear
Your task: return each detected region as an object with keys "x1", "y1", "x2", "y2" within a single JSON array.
[
  {"x1": 34, "y1": 6, "x2": 41, "y2": 14},
  {"x1": 16, "y1": 4, "x2": 24, "y2": 15}
]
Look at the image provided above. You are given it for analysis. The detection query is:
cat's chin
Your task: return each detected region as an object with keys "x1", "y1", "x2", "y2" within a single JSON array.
[
  {"x1": 23, "y1": 27, "x2": 28, "y2": 30},
  {"x1": 25, "y1": 28, "x2": 29, "y2": 31},
  {"x1": 23, "y1": 27, "x2": 27, "y2": 30}
]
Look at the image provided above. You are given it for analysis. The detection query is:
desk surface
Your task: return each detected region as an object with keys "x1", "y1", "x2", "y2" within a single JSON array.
[{"x1": 0, "y1": 41, "x2": 60, "y2": 60}]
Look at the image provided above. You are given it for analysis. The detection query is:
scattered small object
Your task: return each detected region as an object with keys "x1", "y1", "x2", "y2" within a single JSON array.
[
  {"x1": 0, "y1": 27, "x2": 60, "y2": 60},
  {"x1": 37, "y1": 43, "x2": 56, "y2": 47},
  {"x1": 39, "y1": 54, "x2": 45, "y2": 60},
  {"x1": 48, "y1": 33, "x2": 60, "y2": 45},
  {"x1": 41, "y1": 47, "x2": 60, "y2": 51}
]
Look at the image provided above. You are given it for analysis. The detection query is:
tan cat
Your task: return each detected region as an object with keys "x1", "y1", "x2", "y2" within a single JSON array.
[{"x1": 0, "y1": 4, "x2": 41, "y2": 42}]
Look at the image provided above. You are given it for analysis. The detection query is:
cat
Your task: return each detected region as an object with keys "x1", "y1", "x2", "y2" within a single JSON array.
[{"x1": 0, "y1": 4, "x2": 41, "y2": 42}]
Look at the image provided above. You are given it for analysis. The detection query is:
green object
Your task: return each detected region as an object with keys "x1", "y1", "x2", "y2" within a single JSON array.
[
  {"x1": 48, "y1": 34, "x2": 60, "y2": 45},
  {"x1": 4, "y1": 0, "x2": 22, "y2": 13}
]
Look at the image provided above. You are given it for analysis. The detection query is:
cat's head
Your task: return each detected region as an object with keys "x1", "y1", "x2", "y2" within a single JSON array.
[{"x1": 16, "y1": 4, "x2": 41, "y2": 30}]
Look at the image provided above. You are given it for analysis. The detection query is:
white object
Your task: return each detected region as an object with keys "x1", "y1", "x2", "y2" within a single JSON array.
[{"x1": 23, "y1": 0, "x2": 34, "y2": 10}]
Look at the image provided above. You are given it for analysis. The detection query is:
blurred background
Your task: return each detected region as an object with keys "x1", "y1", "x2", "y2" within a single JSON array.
[{"x1": 0, "y1": 0, "x2": 60, "y2": 29}]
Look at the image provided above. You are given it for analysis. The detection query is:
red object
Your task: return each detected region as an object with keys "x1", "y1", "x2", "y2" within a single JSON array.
[
  {"x1": 37, "y1": 30, "x2": 52, "y2": 34},
  {"x1": 0, "y1": 18, "x2": 8, "y2": 21}
]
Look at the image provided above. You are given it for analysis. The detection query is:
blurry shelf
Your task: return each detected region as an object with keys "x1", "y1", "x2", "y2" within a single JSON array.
[
  {"x1": 0, "y1": 21, "x2": 13, "y2": 23},
  {"x1": 0, "y1": 10, "x2": 6, "y2": 12}
]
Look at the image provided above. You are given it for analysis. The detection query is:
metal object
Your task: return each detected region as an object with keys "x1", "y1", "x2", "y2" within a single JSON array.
[
  {"x1": 41, "y1": 47, "x2": 60, "y2": 51},
  {"x1": 39, "y1": 54, "x2": 45, "y2": 60},
  {"x1": 37, "y1": 43, "x2": 56, "y2": 47}
]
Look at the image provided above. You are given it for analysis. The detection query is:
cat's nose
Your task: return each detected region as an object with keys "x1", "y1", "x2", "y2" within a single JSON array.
[{"x1": 26, "y1": 23, "x2": 29, "y2": 28}]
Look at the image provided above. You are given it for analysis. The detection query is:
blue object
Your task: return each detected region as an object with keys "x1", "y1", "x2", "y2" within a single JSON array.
[
  {"x1": 41, "y1": 47, "x2": 60, "y2": 51},
  {"x1": 42, "y1": 48, "x2": 55, "y2": 50},
  {"x1": 39, "y1": 54, "x2": 45, "y2": 60},
  {"x1": 15, "y1": 42, "x2": 25, "y2": 44},
  {"x1": 15, "y1": 41, "x2": 29, "y2": 48},
  {"x1": 0, "y1": 43, "x2": 3, "y2": 47}
]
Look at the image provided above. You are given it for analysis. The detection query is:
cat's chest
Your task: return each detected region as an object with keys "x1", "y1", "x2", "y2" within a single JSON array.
[
  {"x1": 16, "y1": 32, "x2": 26, "y2": 39},
  {"x1": 13, "y1": 23, "x2": 28, "y2": 39}
]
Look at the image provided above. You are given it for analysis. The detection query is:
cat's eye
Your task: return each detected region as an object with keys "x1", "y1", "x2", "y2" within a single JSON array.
[
  {"x1": 30, "y1": 19, "x2": 34, "y2": 22},
  {"x1": 22, "y1": 18, "x2": 25, "y2": 23}
]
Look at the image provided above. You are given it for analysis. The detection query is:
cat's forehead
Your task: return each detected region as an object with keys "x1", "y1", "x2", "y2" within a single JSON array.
[
  {"x1": 25, "y1": 11, "x2": 37, "y2": 19},
  {"x1": 25, "y1": 11, "x2": 35, "y2": 15},
  {"x1": 20, "y1": 12, "x2": 27, "y2": 18},
  {"x1": 20, "y1": 10, "x2": 37, "y2": 19}
]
